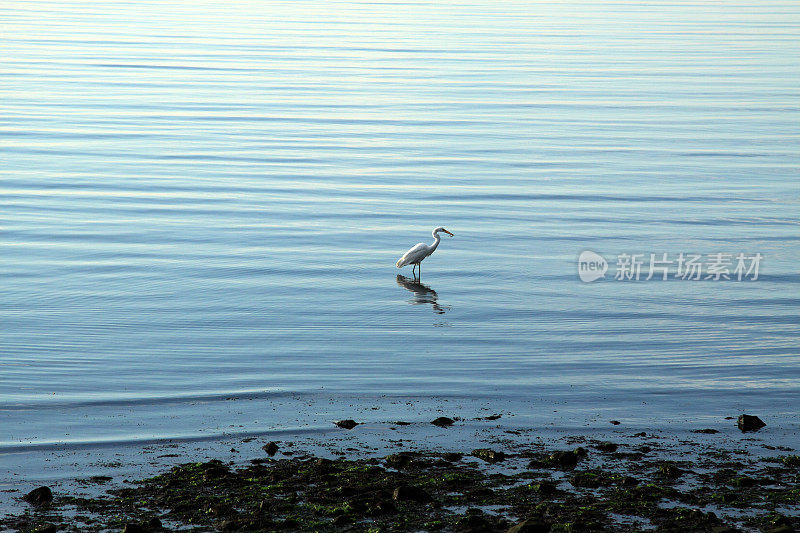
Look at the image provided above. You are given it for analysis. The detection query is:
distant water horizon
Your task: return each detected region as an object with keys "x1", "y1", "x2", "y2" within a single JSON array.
[{"x1": 2, "y1": 0, "x2": 799, "y2": 466}]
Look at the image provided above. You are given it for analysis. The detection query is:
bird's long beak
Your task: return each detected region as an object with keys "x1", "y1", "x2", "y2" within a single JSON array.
[{"x1": 443, "y1": 229, "x2": 454, "y2": 236}]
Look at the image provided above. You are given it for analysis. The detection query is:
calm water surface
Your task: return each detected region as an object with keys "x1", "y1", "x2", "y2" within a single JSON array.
[{"x1": 2, "y1": 0, "x2": 799, "y2": 456}]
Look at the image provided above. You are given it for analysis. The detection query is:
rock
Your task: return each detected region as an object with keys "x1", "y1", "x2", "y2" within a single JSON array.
[
  {"x1": 394, "y1": 421, "x2": 411, "y2": 425},
  {"x1": 146, "y1": 517, "x2": 163, "y2": 529},
  {"x1": 23, "y1": 486, "x2": 53, "y2": 505},
  {"x1": 549, "y1": 451, "x2": 578, "y2": 468},
  {"x1": 373, "y1": 498, "x2": 398, "y2": 515},
  {"x1": 392, "y1": 485, "x2": 432, "y2": 503},
  {"x1": 258, "y1": 499, "x2": 272, "y2": 513},
  {"x1": 474, "y1": 414, "x2": 502, "y2": 421},
  {"x1": 610, "y1": 420, "x2": 621, "y2": 425},
  {"x1": 529, "y1": 481, "x2": 557, "y2": 495},
  {"x1": 334, "y1": 419, "x2": 359, "y2": 429},
  {"x1": 507, "y1": 518, "x2": 551, "y2": 533},
  {"x1": 732, "y1": 476, "x2": 757, "y2": 488},
  {"x1": 571, "y1": 472, "x2": 605, "y2": 488},
  {"x1": 385, "y1": 453, "x2": 414, "y2": 469},
  {"x1": 693, "y1": 428, "x2": 720, "y2": 434},
  {"x1": 34, "y1": 525, "x2": 57, "y2": 533},
  {"x1": 207, "y1": 502, "x2": 236, "y2": 516},
  {"x1": 765, "y1": 526, "x2": 794, "y2": 533},
  {"x1": 621, "y1": 476, "x2": 639, "y2": 487},
  {"x1": 466, "y1": 487, "x2": 494, "y2": 499},
  {"x1": 471, "y1": 448, "x2": 506, "y2": 463},
  {"x1": 280, "y1": 518, "x2": 300, "y2": 529},
  {"x1": 219, "y1": 518, "x2": 242, "y2": 531},
  {"x1": 262, "y1": 441, "x2": 279, "y2": 456},
  {"x1": 122, "y1": 524, "x2": 147, "y2": 533},
  {"x1": 710, "y1": 526, "x2": 740, "y2": 533},
  {"x1": 202, "y1": 462, "x2": 230, "y2": 480},
  {"x1": 442, "y1": 452, "x2": 463, "y2": 462},
  {"x1": 332, "y1": 514, "x2": 352, "y2": 526},
  {"x1": 658, "y1": 462, "x2": 684, "y2": 479},
  {"x1": 782, "y1": 455, "x2": 800, "y2": 467},
  {"x1": 737, "y1": 414, "x2": 766, "y2": 432},
  {"x1": 766, "y1": 516, "x2": 795, "y2": 533},
  {"x1": 431, "y1": 416, "x2": 455, "y2": 427},
  {"x1": 547, "y1": 449, "x2": 585, "y2": 468},
  {"x1": 594, "y1": 441, "x2": 618, "y2": 452},
  {"x1": 455, "y1": 514, "x2": 495, "y2": 532},
  {"x1": 346, "y1": 496, "x2": 368, "y2": 514}
]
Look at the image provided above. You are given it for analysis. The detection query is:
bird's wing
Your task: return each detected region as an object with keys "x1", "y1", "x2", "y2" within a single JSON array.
[{"x1": 396, "y1": 243, "x2": 428, "y2": 267}]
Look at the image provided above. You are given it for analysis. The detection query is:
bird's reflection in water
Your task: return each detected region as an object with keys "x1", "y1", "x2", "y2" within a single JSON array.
[{"x1": 396, "y1": 275, "x2": 450, "y2": 315}]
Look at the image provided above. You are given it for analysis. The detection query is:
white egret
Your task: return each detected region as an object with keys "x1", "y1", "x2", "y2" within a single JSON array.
[{"x1": 395, "y1": 227, "x2": 454, "y2": 280}]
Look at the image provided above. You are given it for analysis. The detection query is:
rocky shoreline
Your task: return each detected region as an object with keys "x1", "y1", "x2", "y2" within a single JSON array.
[{"x1": 3, "y1": 416, "x2": 799, "y2": 532}]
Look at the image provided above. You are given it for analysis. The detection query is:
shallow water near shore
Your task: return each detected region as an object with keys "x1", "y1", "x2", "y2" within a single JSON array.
[{"x1": 2, "y1": 0, "x2": 800, "y2": 503}]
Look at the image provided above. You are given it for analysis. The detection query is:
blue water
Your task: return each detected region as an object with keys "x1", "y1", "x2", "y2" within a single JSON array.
[{"x1": 1, "y1": 0, "x2": 799, "y2": 458}]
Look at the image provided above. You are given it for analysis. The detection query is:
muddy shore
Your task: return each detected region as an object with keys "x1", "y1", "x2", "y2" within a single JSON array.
[{"x1": 2, "y1": 417, "x2": 798, "y2": 533}]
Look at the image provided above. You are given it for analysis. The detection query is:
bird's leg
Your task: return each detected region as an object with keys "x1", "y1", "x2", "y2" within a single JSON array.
[
  {"x1": 412, "y1": 264, "x2": 417, "y2": 279},
  {"x1": 418, "y1": 262, "x2": 421, "y2": 281}
]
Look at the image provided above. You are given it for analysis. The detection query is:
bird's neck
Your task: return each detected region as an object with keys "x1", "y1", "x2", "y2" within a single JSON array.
[{"x1": 430, "y1": 233, "x2": 441, "y2": 251}]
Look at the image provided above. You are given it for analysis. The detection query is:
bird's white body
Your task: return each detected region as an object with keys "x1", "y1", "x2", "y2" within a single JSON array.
[
  {"x1": 396, "y1": 227, "x2": 453, "y2": 279},
  {"x1": 395, "y1": 242, "x2": 435, "y2": 268}
]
